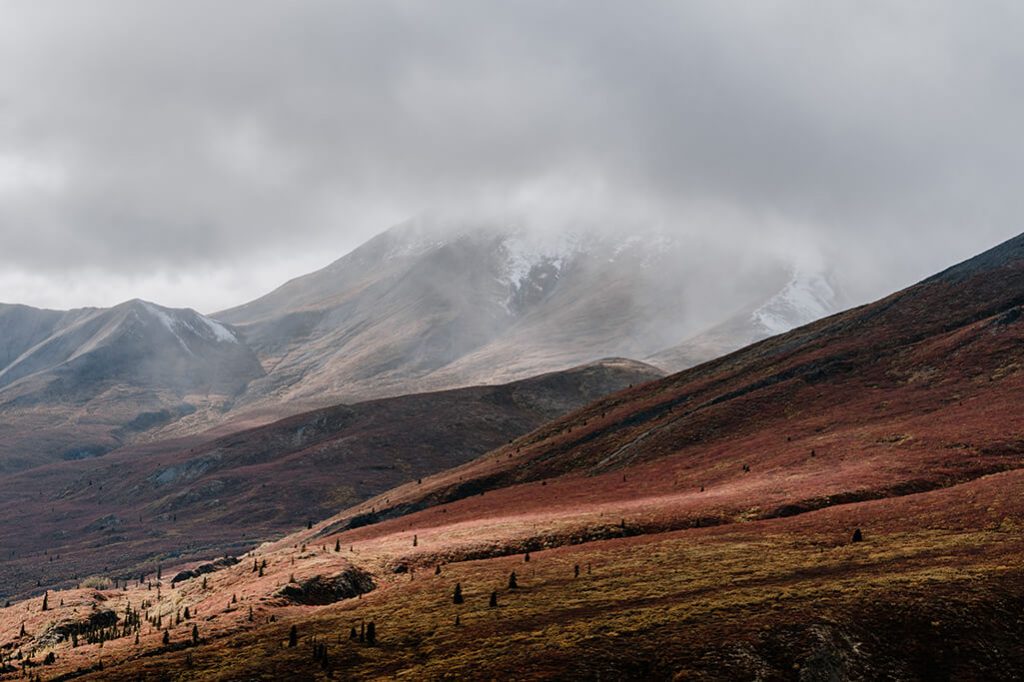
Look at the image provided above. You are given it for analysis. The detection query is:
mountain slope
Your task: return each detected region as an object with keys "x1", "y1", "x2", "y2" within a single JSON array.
[
  {"x1": 331, "y1": 232, "x2": 1024, "y2": 530},
  {"x1": 0, "y1": 358, "x2": 662, "y2": 598},
  {"x1": 216, "y1": 219, "x2": 823, "y2": 410},
  {"x1": 4, "y1": 233, "x2": 1024, "y2": 680},
  {"x1": 0, "y1": 300, "x2": 263, "y2": 471}
]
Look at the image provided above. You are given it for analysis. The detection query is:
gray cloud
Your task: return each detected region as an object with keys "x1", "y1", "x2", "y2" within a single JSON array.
[{"x1": 1, "y1": 1, "x2": 1023, "y2": 311}]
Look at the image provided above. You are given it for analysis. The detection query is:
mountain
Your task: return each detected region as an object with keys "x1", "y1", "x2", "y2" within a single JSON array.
[
  {"x1": 0, "y1": 300, "x2": 263, "y2": 471},
  {"x1": 9, "y1": 232, "x2": 1020, "y2": 679},
  {"x1": 0, "y1": 358, "x2": 661, "y2": 598},
  {"x1": 0, "y1": 220, "x2": 841, "y2": 472},
  {"x1": 647, "y1": 268, "x2": 844, "y2": 370},
  {"x1": 216, "y1": 218, "x2": 825, "y2": 412}
]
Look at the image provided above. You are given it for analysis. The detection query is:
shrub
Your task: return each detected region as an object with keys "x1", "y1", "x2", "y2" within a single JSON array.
[{"x1": 80, "y1": 576, "x2": 114, "y2": 590}]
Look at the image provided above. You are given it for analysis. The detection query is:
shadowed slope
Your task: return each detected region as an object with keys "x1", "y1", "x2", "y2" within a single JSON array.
[{"x1": 0, "y1": 358, "x2": 662, "y2": 600}]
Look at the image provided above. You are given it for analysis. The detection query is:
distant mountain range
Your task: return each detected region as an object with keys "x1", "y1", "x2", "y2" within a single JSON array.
[{"x1": 0, "y1": 218, "x2": 843, "y2": 470}]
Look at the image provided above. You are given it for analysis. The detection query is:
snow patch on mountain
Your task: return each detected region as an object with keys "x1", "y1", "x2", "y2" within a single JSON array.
[
  {"x1": 195, "y1": 315, "x2": 238, "y2": 343},
  {"x1": 141, "y1": 302, "x2": 238, "y2": 347},
  {"x1": 752, "y1": 270, "x2": 838, "y2": 335},
  {"x1": 498, "y1": 231, "x2": 584, "y2": 289}
]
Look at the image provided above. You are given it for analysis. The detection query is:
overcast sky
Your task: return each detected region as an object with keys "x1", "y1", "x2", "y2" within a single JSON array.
[{"x1": 2, "y1": 1, "x2": 1023, "y2": 313}]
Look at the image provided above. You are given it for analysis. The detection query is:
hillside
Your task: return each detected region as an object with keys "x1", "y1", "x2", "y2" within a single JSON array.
[
  {"x1": 0, "y1": 358, "x2": 661, "y2": 601},
  {"x1": 2, "y1": 232, "x2": 1022, "y2": 678}
]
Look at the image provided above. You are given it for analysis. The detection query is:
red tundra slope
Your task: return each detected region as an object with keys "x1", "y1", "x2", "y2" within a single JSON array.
[
  {"x1": 0, "y1": 358, "x2": 661, "y2": 601},
  {"x1": 3, "y1": 234, "x2": 1024, "y2": 680}
]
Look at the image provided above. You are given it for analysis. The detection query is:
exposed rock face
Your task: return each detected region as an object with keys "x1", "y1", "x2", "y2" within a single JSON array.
[{"x1": 275, "y1": 569, "x2": 376, "y2": 605}]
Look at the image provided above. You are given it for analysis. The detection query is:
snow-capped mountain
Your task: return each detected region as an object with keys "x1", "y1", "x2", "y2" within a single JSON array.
[
  {"x1": 215, "y1": 217, "x2": 823, "y2": 410},
  {"x1": 0, "y1": 300, "x2": 262, "y2": 471},
  {"x1": 647, "y1": 269, "x2": 845, "y2": 371}
]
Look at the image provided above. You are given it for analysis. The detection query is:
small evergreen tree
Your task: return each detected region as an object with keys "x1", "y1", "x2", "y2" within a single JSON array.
[
  {"x1": 191, "y1": 624, "x2": 199, "y2": 645},
  {"x1": 288, "y1": 625, "x2": 298, "y2": 647},
  {"x1": 366, "y1": 622, "x2": 376, "y2": 646},
  {"x1": 453, "y1": 583, "x2": 464, "y2": 604},
  {"x1": 852, "y1": 528, "x2": 863, "y2": 543},
  {"x1": 162, "y1": 630, "x2": 169, "y2": 646},
  {"x1": 524, "y1": 552, "x2": 530, "y2": 563},
  {"x1": 508, "y1": 572, "x2": 517, "y2": 589},
  {"x1": 574, "y1": 564, "x2": 580, "y2": 578},
  {"x1": 334, "y1": 539, "x2": 340, "y2": 552},
  {"x1": 488, "y1": 591, "x2": 497, "y2": 608},
  {"x1": 41, "y1": 591, "x2": 48, "y2": 612}
]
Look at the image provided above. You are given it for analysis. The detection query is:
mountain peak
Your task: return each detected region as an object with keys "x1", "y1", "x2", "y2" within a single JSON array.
[
  {"x1": 751, "y1": 269, "x2": 842, "y2": 336},
  {"x1": 126, "y1": 299, "x2": 240, "y2": 346}
]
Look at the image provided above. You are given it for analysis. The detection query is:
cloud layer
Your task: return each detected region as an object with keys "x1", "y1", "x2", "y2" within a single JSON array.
[{"x1": 2, "y1": 1, "x2": 1023, "y2": 311}]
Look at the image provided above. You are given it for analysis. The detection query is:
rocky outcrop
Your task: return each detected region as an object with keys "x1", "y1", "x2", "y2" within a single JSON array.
[
  {"x1": 36, "y1": 607, "x2": 118, "y2": 648},
  {"x1": 170, "y1": 556, "x2": 239, "y2": 584},
  {"x1": 275, "y1": 568, "x2": 375, "y2": 605}
]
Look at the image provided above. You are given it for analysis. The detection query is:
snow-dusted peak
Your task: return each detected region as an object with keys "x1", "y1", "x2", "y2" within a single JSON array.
[
  {"x1": 752, "y1": 270, "x2": 839, "y2": 336},
  {"x1": 136, "y1": 301, "x2": 239, "y2": 345}
]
